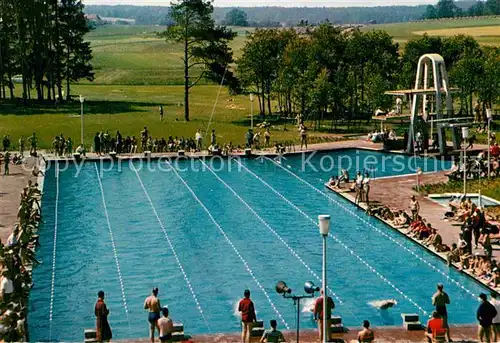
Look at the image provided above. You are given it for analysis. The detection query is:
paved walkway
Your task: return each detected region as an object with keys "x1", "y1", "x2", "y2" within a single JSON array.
[
  {"x1": 0, "y1": 157, "x2": 37, "y2": 243},
  {"x1": 119, "y1": 325, "x2": 481, "y2": 342}
]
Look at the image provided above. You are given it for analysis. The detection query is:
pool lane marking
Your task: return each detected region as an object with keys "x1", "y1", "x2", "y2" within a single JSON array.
[
  {"x1": 48, "y1": 164, "x2": 59, "y2": 341},
  {"x1": 264, "y1": 157, "x2": 477, "y2": 299},
  {"x1": 235, "y1": 159, "x2": 428, "y2": 316},
  {"x1": 94, "y1": 163, "x2": 131, "y2": 322},
  {"x1": 132, "y1": 165, "x2": 212, "y2": 333},
  {"x1": 168, "y1": 162, "x2": 291, "y2": 330},
  {"x1": 199, "y1": 161, "x2": 346, "y2": 307}
]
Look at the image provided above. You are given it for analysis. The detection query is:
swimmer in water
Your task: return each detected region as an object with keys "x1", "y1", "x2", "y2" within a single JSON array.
[
  {"x1": 368, "y1": 299, "x2": 397, "y2": 310},
  {"x1": 144, "y1": 287, "x2": 161, "y2": 343}
]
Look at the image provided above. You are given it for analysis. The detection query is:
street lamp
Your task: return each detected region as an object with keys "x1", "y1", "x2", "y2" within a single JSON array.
[
  {"x1": 318, "y1": 214, "x2": 330, "y2": 343},
  {"x1": 250, "y1": 93, "x2": 254, "y2": 130},
  {"x1": 462, "y1": 126, "x2": 469, "y2": 195},
  {"x1": 487, "y1": 109, "x2": 493, "y2": 178},
  {"x1": 276, "y1": 280, "x2": 319, "y2": 343},
  {"x1": 79, "y1": 95, "x2": 85, "y2": 146}
]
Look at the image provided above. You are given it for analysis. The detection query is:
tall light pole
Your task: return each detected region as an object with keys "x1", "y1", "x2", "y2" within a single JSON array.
[
  {"x1": 462, "y1": 126, "x2": 469, "y2": 195},
  {"x1": 250, "y1": 93, "x2": 254, "y2": 130},
  {"x1": 79, "y1": 95, "x2": 85, "y2": 146},
  {"x1": 318, "y1": 214, "x2": 330, "y2": 343},
  {"x1": 487, "y1": 109, "x2": 492, "y2": 178}
]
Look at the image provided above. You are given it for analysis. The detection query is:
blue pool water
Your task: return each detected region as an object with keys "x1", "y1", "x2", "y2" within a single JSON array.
[{"x1": 29, "y1": 149, "x2": 488, "y2": 341}]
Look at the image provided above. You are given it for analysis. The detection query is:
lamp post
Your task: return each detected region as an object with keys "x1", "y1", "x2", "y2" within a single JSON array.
[
  {"x1": 462, "y1": 126, "x2": 469, "y2": 195},
  {"x1": 318, "y1": 214, "x2": 330, "y2": 343},
  {"x1": 250, "y1": 93, "x2": 254, "y2": 130},
  {"x1": 487, "y1": 109, "x2": 492, "y2": 178},
  {"x1": 79, "y1": 95, "x2": 85, "y2": 146},
  {"x1": 276, "y1": 281, "x2": 319, "y2": 343}
]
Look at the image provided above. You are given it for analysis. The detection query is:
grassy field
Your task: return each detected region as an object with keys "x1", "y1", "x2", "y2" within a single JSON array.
[
  {"x1": 88, "y1": 25, "x2": 249, "y2": 85},
  {"x1": 0, "y1": 84, "x2": 359, "y2": 150},
  {"x1": 364, "y1": 17, "x2": 500, "y2": 46}
]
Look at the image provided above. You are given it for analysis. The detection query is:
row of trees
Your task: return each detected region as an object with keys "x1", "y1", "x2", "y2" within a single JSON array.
[
  {"x1": 424, "y1": 0, "x2": 500, "y2": 19},
  {"x1": 236, "y1": 27, "x2": 500, "y2": 128},
  {"x1": 0, "y1": 0, "x2": 94, "y2": 102},
  {"x1": 86, "y1": 4, "x2": 429, "y2": 27}
]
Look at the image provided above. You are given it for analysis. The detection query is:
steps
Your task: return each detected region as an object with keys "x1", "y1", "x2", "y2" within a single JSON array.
[{"x1": 401, "y1": 313, "x2": 423, "y2": 330}]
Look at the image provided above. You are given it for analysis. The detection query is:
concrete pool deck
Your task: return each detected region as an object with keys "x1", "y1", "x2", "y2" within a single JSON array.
[
  {"x1": 326, "y1": 170, "x2": 500, "y2": 294},
  {"x1": 119, "y1": 324, "x2": 481, "y2": 342}
]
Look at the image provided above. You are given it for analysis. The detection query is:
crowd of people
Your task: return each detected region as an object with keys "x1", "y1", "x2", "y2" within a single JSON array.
[
  {"x1": 0, "y1": 180, "x2": 42, "y2": 341},
  {"x1": 446, "y1": 142, "x2": 500, "y2": 181},
  {"x1": 328, "y1": 170, "x2": 371, "y2": 206}
]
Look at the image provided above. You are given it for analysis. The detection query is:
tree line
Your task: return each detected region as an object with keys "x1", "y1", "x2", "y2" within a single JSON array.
[
  {"x1": 0, "y1": 0, "x2": 94, "y2": 102},
  {"x1": 424, "y1": 0, "x2": 500, "y2": 19},
  {"x1": 85, "y1": 4, "x2": 429, "y2": 27},
  {"x1": 236, "y1": 27, "x2": 500, "y2": 129}
]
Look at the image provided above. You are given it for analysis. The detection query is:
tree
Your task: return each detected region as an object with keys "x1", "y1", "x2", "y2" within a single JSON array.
[
  {"x1": 224, "y1": 8, "x2": 248, "y2": 26},
  {"x1": 424, "y1": 5, "x2": 438, "y2": 19},
  {"x1": 477, "y1": 47, "x2": 500, "y2": 110},
  {"x1": 161, "y1": 0, "x2": 238, "y2": 121},
  {"x1": 436, "y1": 0, "x2": 460, "y2": 18},
  {"x1": 60, "y1": 0, "x2": 95, "y2": 101}
]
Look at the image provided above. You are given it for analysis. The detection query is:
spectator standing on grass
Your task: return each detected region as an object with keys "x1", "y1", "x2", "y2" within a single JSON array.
[
  {"x1": 300, "y1": 124, "x2": 308, "y2": 150},
  {"x1": 28, "y1": 132, "x2": 37, "y2": 156},
  {"x1": 314, "y1": 289, "x2": 335, "y2": 343},
  {"x1": 94, "y1": 133, "x2": 101, "y2": 156},
  {"x1": 245, "y1": 129, "x2": 253, "y2": 149},
  {"x1": 59, "y1": 134, "x2": 65, "y2": 156},
  {"x1": 477, "y1": 293, "x2": 497, "y2": 343},
  {"x1": 159, "y1": 105, "x2": 164, "y2": 122},
  {"x1": 95, "y1": 290, "x2": 112, "y2": 342},
  {"x1": 144, "y1": 287, "x2": 161, "y2": 343},
  {"x1": 490, "y1": 292, "x2": 500, "y2": 342},
  {"x1": 195, "y1": 129, "x2": 203, "y2": 151},
  {"x1": 432, "y1": 283, "x2": 452, "y2": 342},
  {"x1": 66, "y1": 137, "x2": 73, "y2": 156},
  {"x1": 265, "y1": 128, "x2": 271, "y2": 148},
  {"x1": 357, "y1": 320, "x2": 375, "y2": 343},
  {"x1": 239, "y1": 289, "x2": 256, "y2": 343},
  {"x1": 260, "y1": 319, "x2": 285, "y2": 343},
  {"x1": 211, "y1": 129, "x2": 216, "y2": 147},
  {"x1": 2, "y1": 135, "x2": 10, "y2": 151},
  {"x1": 141, "y1": 127, "x2": 149, "y2": 152}
]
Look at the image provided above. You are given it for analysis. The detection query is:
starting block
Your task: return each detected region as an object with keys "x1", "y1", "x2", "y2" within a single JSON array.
[
  {"x1": 144, "y1": 151, "x2": 151, "y2": 158},
  {"x1": 245, "y1": 148, "x2": 252, "y2": 156},
  {"x1": 84, "y1": 329, "x2": 97, "y2": 343},
  {"x1": 250, "y1": 321, "x2": 264, "y2": 343},
  {"x1": 178, "y1": 150, "x2": 185, "y2": 156},
  {"x1": 330, "y1": 316, "x2": 347, "y2": 334},
  {"x1": 401, "y1": 313, "x2": 422, "y2": 330},
  {"x1": 109, "y1": 151, "x2": 117, "y2": 160}
]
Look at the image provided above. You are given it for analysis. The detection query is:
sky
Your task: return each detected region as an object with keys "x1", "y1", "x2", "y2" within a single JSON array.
[{"x1": 83, "y1": 0, "x2": 438, "y2": 8}]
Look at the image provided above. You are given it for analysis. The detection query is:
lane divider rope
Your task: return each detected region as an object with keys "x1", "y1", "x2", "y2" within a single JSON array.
[
  {"x1": 94, "y1": 163, "x2": 131, "y2": 324},
  {"x1": 200, "y1": 161, "x2": 344, "y2": 304},
  {"x1": 168, "y1": 162, "x2": 290, "y2": 329},
  {"x1": 265, "y1": 157, "x2": 476, "y2": 298},
  {"x1": 48, "y1": 163, "x2": 59, "y2": 341},
  {"x1": 132, "y1": 165, "x2": 212, "y2": 333},
  {"x1": 236, "y1": 159, "x2": 428, "y2": 316}
]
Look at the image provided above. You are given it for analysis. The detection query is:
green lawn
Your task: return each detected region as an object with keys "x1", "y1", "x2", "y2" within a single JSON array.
[
  {"x1": 87, "y1": 25, "x2": 250, "y2": 85},
  {"x1": 0, "y1": 84, "x2": 352, "y2": 150},
  {"x1": 419, "y1": 177, "x2": 500, "y2": 201},
  {"x1": 363, "y1": 17, "x2": 500, "y2": 47}
]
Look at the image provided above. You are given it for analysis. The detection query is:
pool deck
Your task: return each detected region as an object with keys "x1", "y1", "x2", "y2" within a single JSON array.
[
  {"x1": 326, "y1": 170, "x2": 500, "y2": 293},
  {"x1": 0, "y1": 156, "x2": 38, "y2": 243},
  {"x1": 119, "y1": 324, "x2": 481, "y2": 342}
]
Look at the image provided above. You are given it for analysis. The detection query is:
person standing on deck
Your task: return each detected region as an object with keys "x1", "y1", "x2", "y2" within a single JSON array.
[
  {"x1": 300, "y1": 125, "x2": 308, "y2": 150},
  {"x1": 211, "y1": 129, "x2": 216, "y2": 147},
  {"x1": 239, "y1": 289, "x2": 256, "y2": 343},
  {"x1": 314, "y1": 289, "x2": 335, "y2": 343},
  {"x1": 264, "y1": 128, "x2": 271, "y2": 148},
  {"x1": 432, "y1": 283, "x2": 452, "y2": 342},
  {"x1": 410, "y1": 196, "x2": 420, "y2": 221},
  {"x1": 95, "y1": 290, "x2": 112, "y2": 342},
  {"x1": 490, "y1": 292, "x2": 500, "y2": 342},
  {"x1": 363, "y1": 172, "x2": 371, "y2": 206},
  {"x1": 18, "y1": 136, "x2": 25, "y2": 157},
  {"x1": 144, "y1": 287, "x2": 161, "y2": 343},
  {"x1": 28, "y1": 132, "x2": 37, "y2": 156},
  {"x1": 477, "y1": 293, "x2": 497, "y2": 343},
  {"x1": 355, "y1": 172, "x2": 364, "y2": 205},
  {"x1": 195, "y1": 129, "x2": 203, "y2": 151}
]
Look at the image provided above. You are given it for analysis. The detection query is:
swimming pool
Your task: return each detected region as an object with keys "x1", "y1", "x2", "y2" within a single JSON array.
[
  {"x1": 29, "y1": 149, "x2": 489, "y2": 341},
  {"x1": 429, "y1": 194, "x2": 500, "y2": 208}
]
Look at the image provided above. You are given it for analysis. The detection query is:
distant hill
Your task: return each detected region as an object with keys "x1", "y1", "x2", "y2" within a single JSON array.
[{"x1": 84, "y1": 4, "x2": 428, "y2": 26}]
